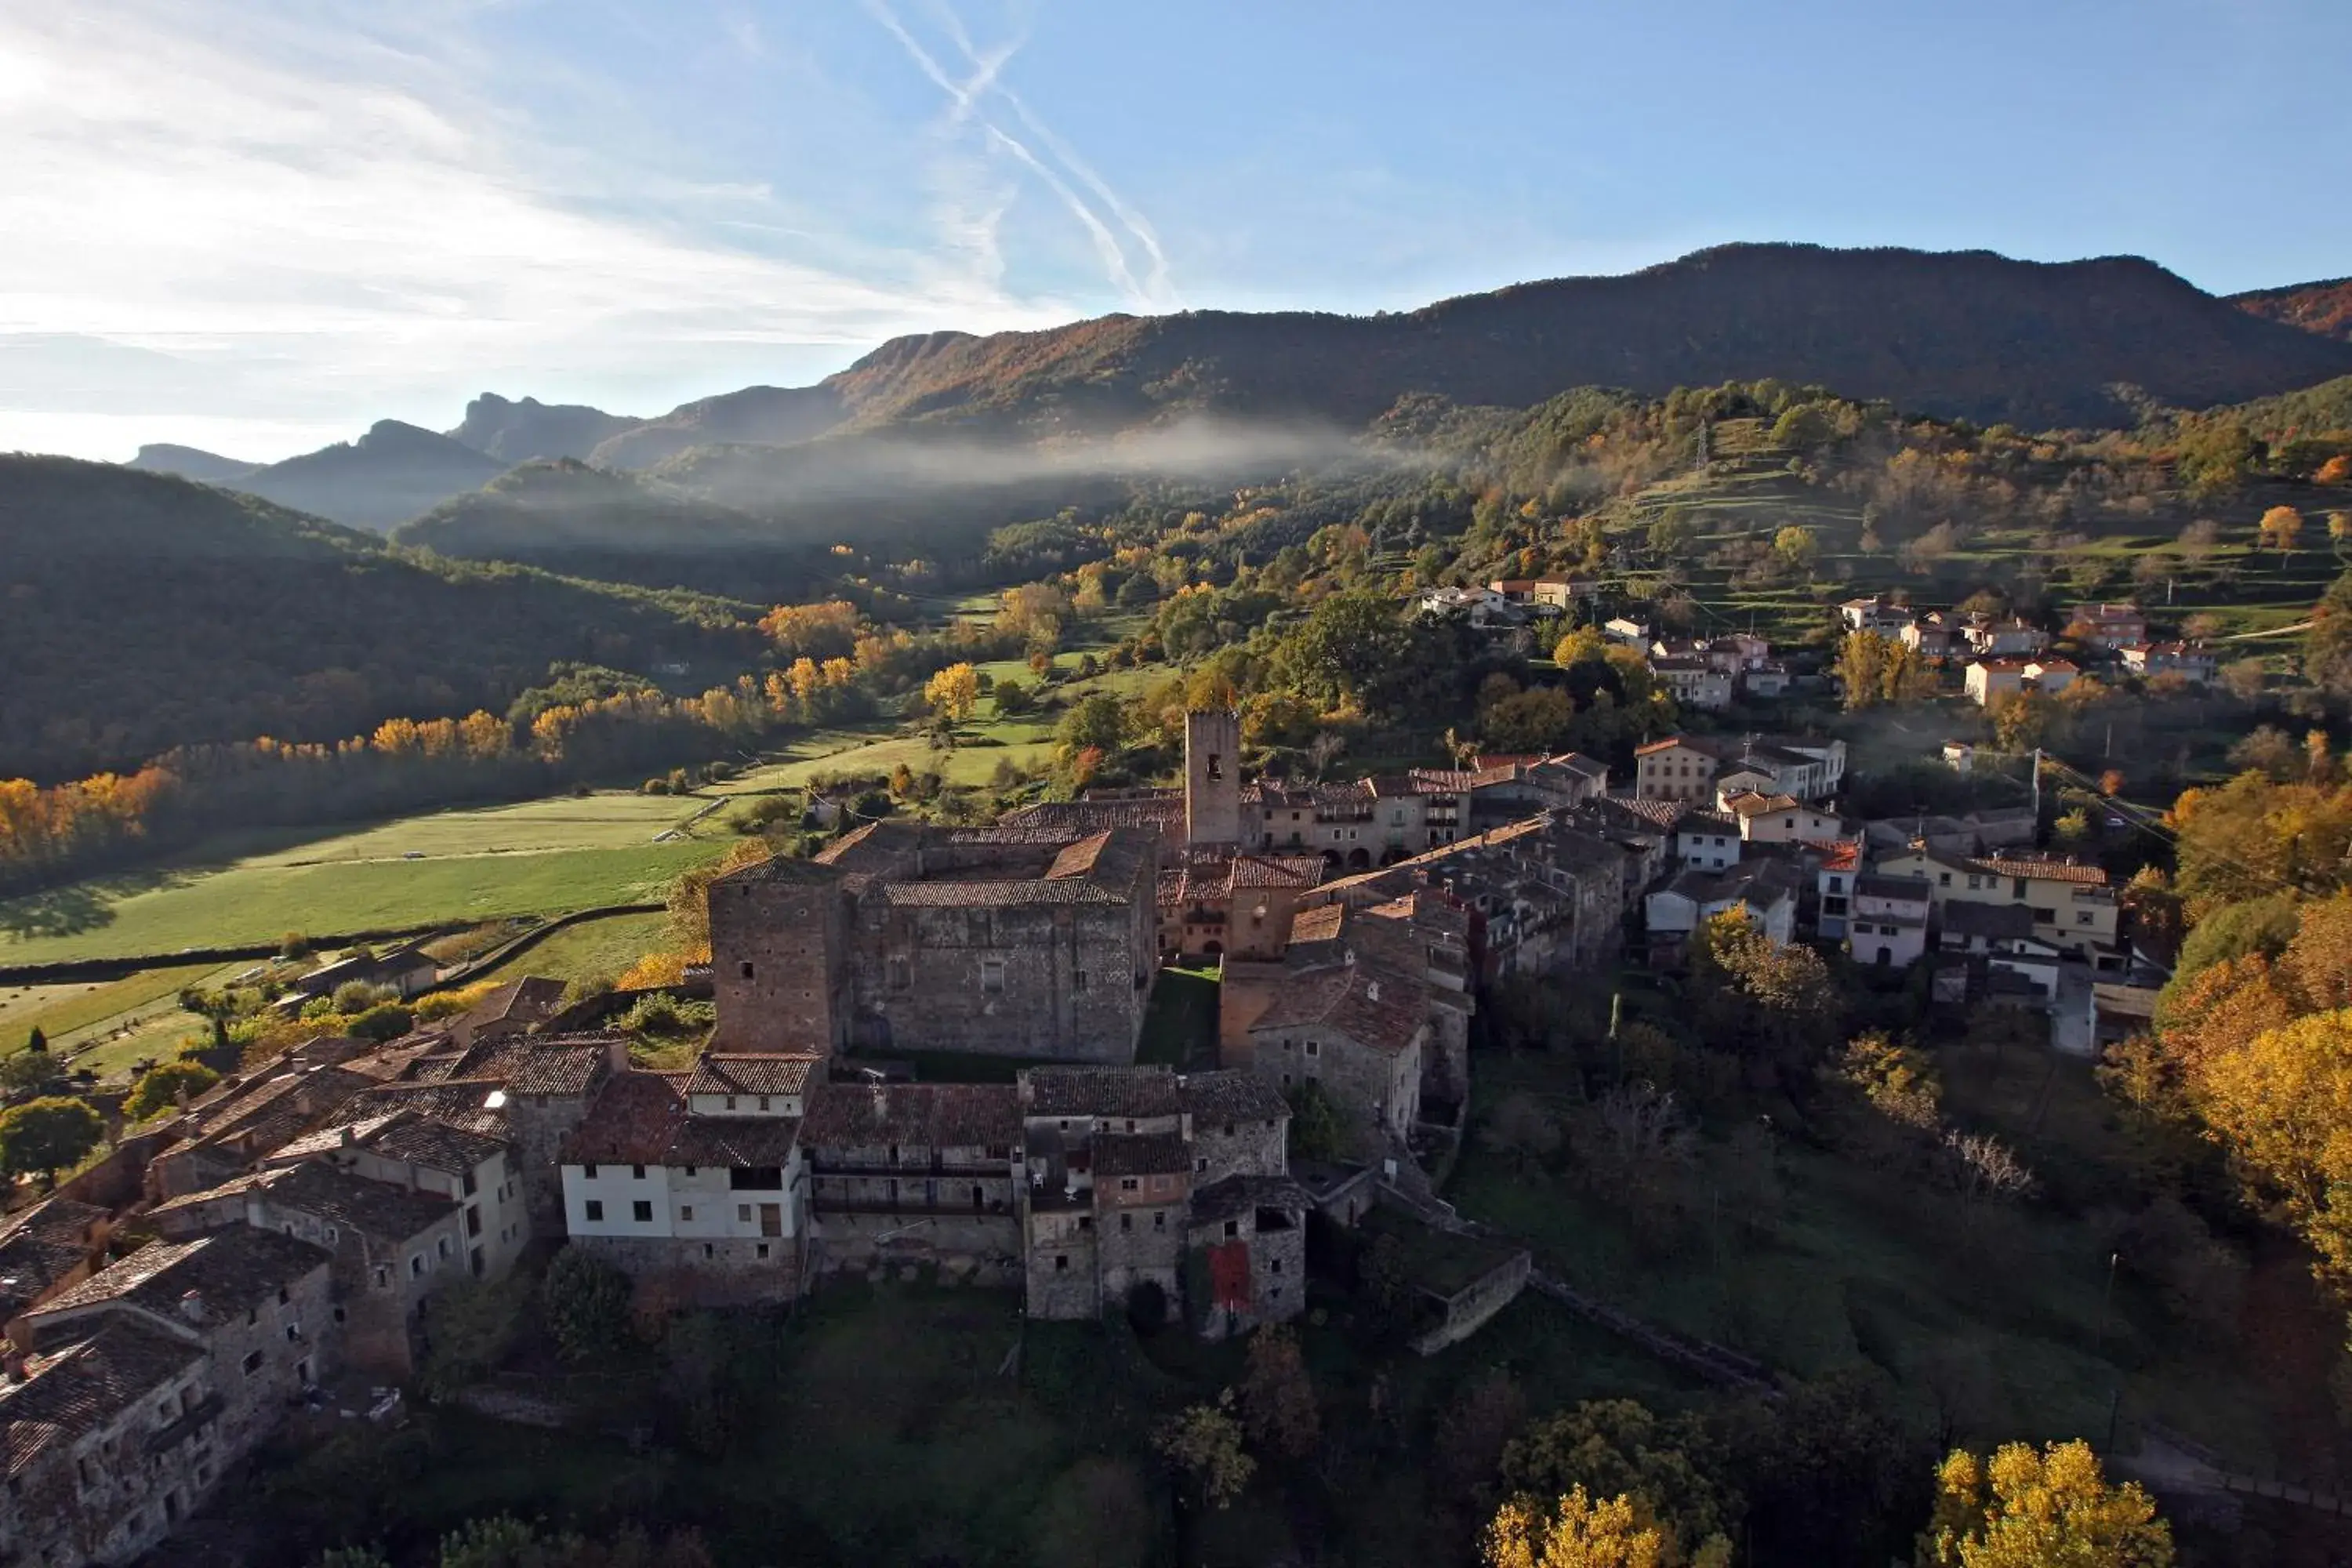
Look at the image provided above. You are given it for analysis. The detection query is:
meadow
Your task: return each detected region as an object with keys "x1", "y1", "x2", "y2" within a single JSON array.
[{"x1": 0, "y1": 797, "x2": 728, "y2": 967}]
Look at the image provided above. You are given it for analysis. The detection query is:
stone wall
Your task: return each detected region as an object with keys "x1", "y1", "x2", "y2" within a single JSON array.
[
  {"x1": 709, "y1": 866, "x2": 852, "y2": 1054},
  {"x1": 568, "y1": 1231, "x2": 804, "y2": 1308},
  {"x1": 1411, "y1": 1248, "x2": 1532, "y2": 1356},
  {"x1": 1188, "y1": 1120, "x2": 1286, "y2": 1185},
  {"x1": 844, "y1": 897, "x2": 1150, "y2": 1062},
  {"x1": 1023, "y1": 1206, "x2": 1101, "y2": 1319},
  {"x1": 812, "y1": 1210, "x2": 1021, "y2": 1285}
]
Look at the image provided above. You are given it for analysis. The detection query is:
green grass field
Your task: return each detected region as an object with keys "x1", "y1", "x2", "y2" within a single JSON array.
[
  {"x1": 471, "y1": 911, "x2": 671, "y2": 988},
  {"x1": 0, "y1": 839, "x2": 726, "y2": 967}
]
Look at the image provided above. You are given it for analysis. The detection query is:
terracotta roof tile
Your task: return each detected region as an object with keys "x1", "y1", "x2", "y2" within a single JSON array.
[
  {"x1": 685, "y1": 1054, "x2": 817, "y2": 1098},
  {"x1": 31, "y1": 1229, "x2": 330, "y2": 1327},
  {"x1": 801, "y1": 1081, "x2": 1020, "y2": 1149},
  {"x1": 1019, "y1": 1067, "x2": 1181, "y2": 1119}
]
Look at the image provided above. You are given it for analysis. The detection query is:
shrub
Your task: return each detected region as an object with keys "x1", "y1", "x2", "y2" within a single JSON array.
[
  {"x1": 543, "y1": 1246, "x2": 634, "y2": 1363},
  {"x1": 347, "y1": 1004, "x2": 415, "y2": 1042}
]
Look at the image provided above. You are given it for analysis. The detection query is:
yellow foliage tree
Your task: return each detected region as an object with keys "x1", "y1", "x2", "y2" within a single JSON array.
[
  {"x1": 1919, "y1": 1441, "x2": 2172, "y2": 1568},
  {"x1": 2258, "y1": 504, "x2": 2303, "y2": 554},
  {"x1": 924, "y1": 662, "x2": 980, "y2": 724},
  {"x1": 617, "y1": 951, "x2": 690, "y2": 989},
  {"x1": 1483, "y1": 1489, "x2": 1669, "y2": 1568}
]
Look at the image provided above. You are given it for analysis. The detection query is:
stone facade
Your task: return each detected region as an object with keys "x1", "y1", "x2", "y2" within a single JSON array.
[
  {"x1": 5, "y1": 1229, "x2": 337, "y2": 1568},
  {"x1": 712, "y1": 825, "x2": 1159, "y2": 1062},
  {"x1": 1014, "y1": 1067, "x2": 1301, "y2": 1333}
]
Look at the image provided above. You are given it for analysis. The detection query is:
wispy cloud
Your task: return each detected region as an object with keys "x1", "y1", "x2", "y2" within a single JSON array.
[
  {"x1": 0, "y1": 2, "x2": 1077, "y2": 459},
  {"x1": 862, "y1": 0, "x2": 1178, "y2": 310}
]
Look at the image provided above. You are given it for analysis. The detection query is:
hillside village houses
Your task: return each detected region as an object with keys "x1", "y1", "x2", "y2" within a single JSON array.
[{"x1": 1, "y1": 677, "x2": 2154, "y2": 1562}]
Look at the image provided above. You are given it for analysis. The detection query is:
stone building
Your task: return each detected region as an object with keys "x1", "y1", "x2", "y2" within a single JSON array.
[
  {"x1": 265, "y1": 1099, "x2": 532, "y2": 1283},
  {"x1": 4, "y1": 1229, "x2": 336, "y2": 1568},
  {"x1": 801, "y1": 1080, "x2": 1023, "y2": 1279},
  {"x1": 148, "y1": 1158, "x2": 466, "y2": 1379},
  {"x1": 1015, "y1": 1067, "x2": 1303, "y2": 1337},
  {"x1": 710, "y1": 823, "x2": 1159, "y2": 1062},
  {"x1": 0, "y1": 1198, "x2": 111, "y2": 1339},
  {"x1": 557, "y1": 1062, "x2": 814, "y2": 1305}
]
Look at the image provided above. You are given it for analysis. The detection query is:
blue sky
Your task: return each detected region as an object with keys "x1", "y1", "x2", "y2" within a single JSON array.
[{"x1": 2, "y1": 0, "x2": 2347, "y2": 461}]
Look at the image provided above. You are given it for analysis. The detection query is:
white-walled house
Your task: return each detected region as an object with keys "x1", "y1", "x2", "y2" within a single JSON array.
[
  {"x1": 1674, "y1": 812, "x2": 1741, "y2": 872},
  {"x1": 560, "y1": 1055, "x2": 818, "y2": 1301},
  {"x1": 1646, "y1": 862, "x2": 1799, "y2": 950},
  {"x1": 1846, "y1": 874, "x2": 1931, "y2": 968}
]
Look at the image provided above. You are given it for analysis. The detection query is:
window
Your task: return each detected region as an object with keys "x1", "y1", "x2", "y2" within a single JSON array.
[
  {"x1": 466, "y1": 1208, "x2": 482, "y2": 1237},
  {"x1": 724, "y1": 1095, "x2": 737, "y2": 1110},
  {"x1": 1120, "y1": 1176, "x2": 1138, "y2": 1192},
  {"x1": 324, "y1": 1226, "x2": 338, "y2": 1244},
  {"x1": 1195, "y1": 1157, "x2": 1208, "y2": 1174},
  {"x1": 1223, "y1": 1219, "x2": 1240, "y2": 1238},
  {"x1": 631, "y1": 1163, "x2": 647, "y2": 1180},
  {"x1": 730, "y1": 1167, "x2": 784, "y2": 1190},
  {"x1": 756, "y1": 1243, "x2": 770, "y2": 1259},
  {"x1": 333, "y1": 1305, "x2": 347, "y2": 1323},
  {"x1": 1120, "y1": 1213, "x2": 1132, "y2": 1232},
  {"x1": 759, "y1": 1096, "x2": 771, "y2": 1111},
  {"x1": 982, "y1": 958, "x2": 1005, "y2": 993},
  {"x1": 738, "y1": 1203, "x2": 753, "y2": 1222},
  {"x1": 633, "y1": 1200, "x2": 653, "y2": 1223},
  {"x1": 1271, "y1": 1258, "x2": 1283, "y2": 1274},
  {"x1": 740, "y1": 960, "x2": 755, "y2": 979},
  {"x1": 584, "y1": 1200, "x2": 604, "y2": 1222},
  {"x1": 1153, "y1": 1210, "x2": 1165, "y2": 1231},
  {"x1": 277, "y1": 1285, "x2": 290, "y2": 1305},
  {"x1": 1207, "y1": 753, "x2": 1223, "y2": 780},
  {"x1": 1054, "y1": 1254, "x2": 1069, "y2": 1272},
  {"x1": 2077, "y1": 911, "x2": 2094, "y2": 926},
  {"x1": 437, "y1": 1237, "x2": 451, "y2": 1259},
  {"x1": 1938, "y1": 872, "x2": 1951, "y2": 887},
  {"x1": 680, "y1": 1205, "x2": 695, "y2": 1221},
  {"x1": 462, "y1": 1171, "x2": 477, "y2": 1197},
  {"x1": 372, "y1": 1265, "x2": 389, "y2": 1289},
  {"x1": 583, "y1": 1163, "x2": 599, "y2": 1178},
  {"x1": 888, "y1": 956, "x2": 911, "y2": 989},
  {"x1": 285, "y1": 1323, "x2": 300, "y2": 1341},
  {"x1": 1072, "y1": 969, "x2": 1087, "y2": 993},
  {"x1": 1305, "y1": 1040, "x2": 1319, "y2": 1058},
  {"x1": 241, "y1": 1351, "x2": 263, "y2": 1376},
  {"x1": 704, "y1": 1243, "x2": 715, "y2": 1259}
]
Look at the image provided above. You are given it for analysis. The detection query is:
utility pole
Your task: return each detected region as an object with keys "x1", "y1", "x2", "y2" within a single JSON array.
[{"x1": 2031, "y1": 747, "x2": 2042, "y2": 820}]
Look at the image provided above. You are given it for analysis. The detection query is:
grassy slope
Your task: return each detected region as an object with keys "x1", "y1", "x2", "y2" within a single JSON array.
[
  {"x1": 1450, "y1": 1033, "x2": 2300, "y2": 1468},
  {"x1": 0, "y1": 793, "x2": 730, "y2": 965},
  {"x1": 1605, "y1": 422, "x2": 2343, "y2": 645},
  {"x1": 470, "y1": 911, "x2": 671, "y2": 988}
]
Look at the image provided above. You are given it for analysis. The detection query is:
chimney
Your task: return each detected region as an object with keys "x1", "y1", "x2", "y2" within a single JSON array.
[
  {"x1": 606, "y1": 1035, "x2": 630, "y2": 1077},
  {"x1": 338, "y1": 1126, "x2": 354, "y2": 1149},
  {"x1": 0, "y1": 1348, "x2": 23, "y2": 1384},
  {"x1": 179, "y1": 1289, "x2": 205, "y2": 1324},
  {"x1": 1367, "y1": 981, "x2": 1381, "y2": 1004}
]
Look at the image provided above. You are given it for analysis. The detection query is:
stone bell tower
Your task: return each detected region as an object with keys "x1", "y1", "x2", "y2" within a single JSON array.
[{"x1": 1183, "y1": 709, "x2": 1241, "y2": 847}]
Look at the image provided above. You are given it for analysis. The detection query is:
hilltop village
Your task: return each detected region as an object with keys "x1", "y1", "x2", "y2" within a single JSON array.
[{"x1": 0, "y1": 590, "x2": 2198, "y2": 1567}]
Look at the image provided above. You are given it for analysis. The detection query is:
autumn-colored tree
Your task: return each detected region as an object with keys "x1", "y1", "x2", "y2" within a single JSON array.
[
  {"x1": 2258, "y1": 504, "x2": 2304, "y2": 555},
  {"x1": 1690, "y1": 908, "x2": 1842, "y2": 1074},
  {"x1": 1918, "y1": 1440, "x2": 2172, "y2": 1568},
  {"x1": 2318, "y1": 454, "x2": 2352, "y2": 486},
  {"x1": 1156, "y1": 1392, "x2": 1255, "y2": 1509},
  {"x1": 1771, "y1": 525, "x2": 1818, "y2": 577},
  {"x1": 1501, "y1": 1399, "x2": 1735, "y2": 1566},
  {"x1": 924, "y1": 662, "x2": 980, "y2": 724},
  {"x1": 1483, "y1": 1488, "x2": 1671, "y2": 1568}
]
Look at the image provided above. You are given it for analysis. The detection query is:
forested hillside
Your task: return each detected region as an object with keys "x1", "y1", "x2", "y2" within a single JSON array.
[
  {"x1": 2233, "y1": 277, "x2": 2352, "y2": 345},
  {"x1": 812, "y1": 243, "x2": 2352, "y2": 434},
  {"x1": 0, "y1": 458, "x2": 758, "y2": 780}
]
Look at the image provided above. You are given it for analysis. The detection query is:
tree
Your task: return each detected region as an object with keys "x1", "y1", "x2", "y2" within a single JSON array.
[
  {"x1": 23, "y1": 1025, "x2": 42, "y2": 1054},
  {"x1": 542, "y1": 1245, "x2": 634, "y2": 1363},
  {"x1": 122, "y1": 1059, "x2": 219, "y2": 1121},
  {"x1": 2258, "y1": 504, "x2": 2304, "y2": 556},
  {"x1": 421, "y1": 1272, "x2": 530, "y2": 1401},
  {"x1": 1055, "y1": 691, "x2": 1130, "y2": 763},
  {"x1": 1238, "y1": 1327, "x2": 1320, "y2": 1459},
  {"x1": 1437, "y1": 1369, "x2": 1530, "y2": 1507},
  {"x1": 1502, "y1": 1399, "x2": 1736, "y2": 1565},
  {"x1": 1483, "y1": 1488, "x2": 1671, "y2": 1568},
  {"x1": 1482, "y1": 1092, "x2": 1565, "y2": 1171},
  {"x1": 1285, "y1": 1079, "x2": 1352, "y2": 1162},
  {"x1": 1771, "y1": 525, "x2": 1819, "y2": 578},
  {"x1": 924, "y1": 662, "x2": 980, "y2": 724},
  {"x1": 1835, "y1": 631, "x2": 1889, "y2": 711},
  {"x1": 1919, "y1": 1440, "x2": 2172, "y2": 1567},
  {"x1": 1156, "y1": 1392, "x2": 1255, "y2": 1509},
  {"x1": 0, "y1": 1044, "x2": 66, "y2": 1098},
  {"x1": 1690, "y1": 909, "x2": 1842, "y2": 1076},
  {"x1": 0, "y1": 1097, "x2": 103, "y2": 1184}
]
